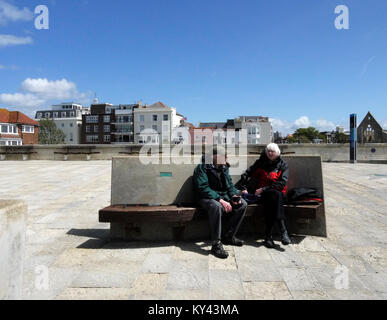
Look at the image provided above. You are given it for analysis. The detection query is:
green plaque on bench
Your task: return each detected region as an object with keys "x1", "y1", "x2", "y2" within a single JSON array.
[{"x1": 160, "y1": 172, "x2": 173, "y2": 177}]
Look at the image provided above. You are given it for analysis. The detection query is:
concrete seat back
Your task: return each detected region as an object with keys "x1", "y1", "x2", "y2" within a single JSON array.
[{"x1": 111, "y1": 155, "x2": 324, "y2": 206}]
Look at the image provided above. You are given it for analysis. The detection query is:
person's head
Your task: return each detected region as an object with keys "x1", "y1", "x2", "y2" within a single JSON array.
[
  {"x1": 265, "y1": 143, "x2": 281, "y2": 161},
  {"x1": 206, "y1": 146, "x2": 227, "y2": 166}
]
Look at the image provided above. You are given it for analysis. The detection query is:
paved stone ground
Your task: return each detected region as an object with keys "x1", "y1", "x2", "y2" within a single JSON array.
[{"x1": 0, "y1": 161, "x2": 386, "y2": 300}]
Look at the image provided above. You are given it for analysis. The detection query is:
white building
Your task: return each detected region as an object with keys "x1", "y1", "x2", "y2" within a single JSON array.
[
  {"x1": 336, "y1": 126, "x2": 345, "y2": 133},
  {"x1": 35, "y1": 103, "x2": 90, "y2": 144},
  {"x1": 235, "y1": 116, "x2": 272, "y2": 145},
  {"x1": 133, "y1": 102, "x2": 184, "y2": 144}
]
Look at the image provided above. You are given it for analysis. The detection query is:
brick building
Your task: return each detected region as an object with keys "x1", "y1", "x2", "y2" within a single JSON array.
[
  {"x1": 0, "y1": 109, "x2": 40, "y2": 146},
  {"x1": 81, "y1": 103, "x2": 114, "y2": 144}
]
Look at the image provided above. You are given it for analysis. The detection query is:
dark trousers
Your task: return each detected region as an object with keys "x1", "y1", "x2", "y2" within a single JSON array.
[
  {"x1": 261, "y1": 189, "x2": 285, "y2": 234},
  {"x1": 199, "y1": 198, "x2": 247, "y2": 242}
]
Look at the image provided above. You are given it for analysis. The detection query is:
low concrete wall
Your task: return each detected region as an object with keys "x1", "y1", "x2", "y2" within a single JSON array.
[
  {"x1": 1, "y1": 143, "x2": 387, "y2": 162},
  {"x1": 0, "y1": 200, "x2": 27, "y2": 300}
]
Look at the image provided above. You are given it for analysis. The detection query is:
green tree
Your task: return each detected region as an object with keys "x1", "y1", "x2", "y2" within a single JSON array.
[
  {"x1": 38, "y1": 119, "x2": 66, "y2": 144},
  {"x1": 291, "y1": 127, "x2": 321, "y2": 143},
  {"x1": 336, "y1": 132, "x2": 349, "y2": 143}
]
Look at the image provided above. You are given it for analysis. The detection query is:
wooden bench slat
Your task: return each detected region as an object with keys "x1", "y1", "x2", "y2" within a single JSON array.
[{"x1": 99, "y1": 203, "x2": 321, "y2": 223}]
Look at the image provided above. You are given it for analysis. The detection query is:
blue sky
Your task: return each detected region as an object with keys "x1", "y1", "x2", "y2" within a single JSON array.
[{"x1": 1, "y1": 0, "x2": 386, "y2": 134}]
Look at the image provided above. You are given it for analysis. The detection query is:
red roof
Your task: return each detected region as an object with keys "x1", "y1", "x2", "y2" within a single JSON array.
[{"x1": 0, "y1": 109, "x2": 39, "y2": 126}]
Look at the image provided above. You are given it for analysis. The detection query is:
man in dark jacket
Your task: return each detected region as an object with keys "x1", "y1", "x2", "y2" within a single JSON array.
[
  {"x1": 237, "y1": 143, "x2": 291, "y2": 248},
  {"x1": 193, "y1": 148, "x2": 247, "y2": 259}
]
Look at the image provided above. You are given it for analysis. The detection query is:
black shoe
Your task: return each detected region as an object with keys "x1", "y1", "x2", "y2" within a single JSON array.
[
  {"x1": 211, "y1": 242, "x2": 229, "y2": 259},
  {"x1": 278, "y1": 219, "x2": 292, "y2": 245},
  {"x1": 222, "y1": 236, "x2": 244, "y2": 247},
  {"x1": 263, "y1": 236, "x2": 275, "y2": 249},
  {"x1": 281, "y1": 231, "x2": 292, "y2": 245}
]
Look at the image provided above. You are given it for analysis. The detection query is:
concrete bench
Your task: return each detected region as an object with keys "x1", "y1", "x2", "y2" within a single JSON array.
[
  {"x1": 54, "y1": 146, "x2": 101, "y2": 161},
  {"x1": 99, "y1": 155, "x2": 326, "y2": 240},
  {"x1": 0, "y1": 148, "x2": 37, "y2": 161}
]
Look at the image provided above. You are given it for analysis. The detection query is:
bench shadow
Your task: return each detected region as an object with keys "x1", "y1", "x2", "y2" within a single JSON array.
[
  {"x1": 67, "y1": 229, "x2": 306, "y2": 255},
  {"x1": 67, "y1": 228, "x2": 110, "y2": 249},
  {"x1": 67, "y1": 228, "x2": 209, "y2": 256}
]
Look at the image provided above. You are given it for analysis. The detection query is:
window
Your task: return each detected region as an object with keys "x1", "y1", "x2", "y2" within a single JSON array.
[
  {"x1": 86, "y1": 126, "x2": 91, "y2": 133},
  {"x1": 104, "y1": 135, "x2": 111, "y2": 143},
  {"x1": 104, "y1": 116, "x2": 110, "y2": 123},
  {"x1": 70, "y1": 123, "x2": 73, "y2": 128},
  {"x1": 140, "y1": 125, "x2": 145, "y2": 132},
  {"x1": 248, "y1": 126, "x2": 257, "y2": 135},
  {"x1": 153, "y1": 115, "x2": 158, "y2": 121},
  {"x1": 69, "y1": 133, "x2": 73, "y2": 142},
  {"x1": 37, "y1": 113, "x2": 42, "y2": 119},
  {"x1": 70, "y1": 112, "x2": 75, "y2": 117},
  {"x1": 22, "y1": 125, "x2": 34, "y2": 133},
  {"x1": 61, "y1": 112, "x2": 66, "y2": 118},
  {"x1": 86, "y1": 135, "x2": 99, "y2": 143},
  {"x1": 1, "y1": 125, "x2": 18, "y2": 134},
  {"x1": 139, "y1": 115, "x2": 145, "y2": 122},
  {"x1": 86, "y1": 116, "x2": 98, "y2": 123},
  {"x1": 94, "y1": 125, "x2": 99, "y2": 133},
  {"x1": 162, "y1": 125, "x2": 169, "y2": 133},
  {"x1": 45, "y1": 113, "x2": 50, "y2": 119},
  {"x1": 104, "y1": 125, "x2": 110, "y2": 133},
  {"x1": 152, "y1": 125, "x2": 158, "y2": 132},
  {"x1": 163, "y1": 114, "x2": 168, "y2": 121},
  {"x1": 53, "y1": 112, "x2": 59, "y2": 118},
  {"x1": 61, "y1": 123, "x2": 65, "y2": 128}
]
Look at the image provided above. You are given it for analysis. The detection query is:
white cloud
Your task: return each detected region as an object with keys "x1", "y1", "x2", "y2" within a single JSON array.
[
  {"x1": 315, "y1": 119, "x2": 335, "y2": 132},
  {"x1": 0, "y1": 34, "x2": 33, "y2": 47},
  {"x1": 0, "y1": 93, "x2": 44, "y2": 108},
  {"x1": 0, "y1": 64, "x2": 4, "y2": 69},
  {"x1": 294, "y1": 116, "x2": 311, "y2": 128},
  {"x1": 270, "y1": 118, "x2": 293, "y2": 136},
  {"x1": 0, "y1": 78, "x2": 92, "y2": 108},
  {"x1": 21, "y1": 78, "x2": 78, "y2": 100},
  {"x1": 0, "y1": 1, "x2": 33, "y2": 25},
  {"x1": 271, "y1": 116, "x2": 338, "y2": 136}
]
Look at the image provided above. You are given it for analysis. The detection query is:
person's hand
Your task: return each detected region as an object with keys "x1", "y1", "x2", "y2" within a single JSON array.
[
  {"x1": 241, "y1": 190, "x2": 248, "y2": 194},
  {"x1": 255, "y1": 188, "x2": 264, "y2": 196},
  {"x1": 219, "y1": 199, "x2": 232, "y2": 213}
]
